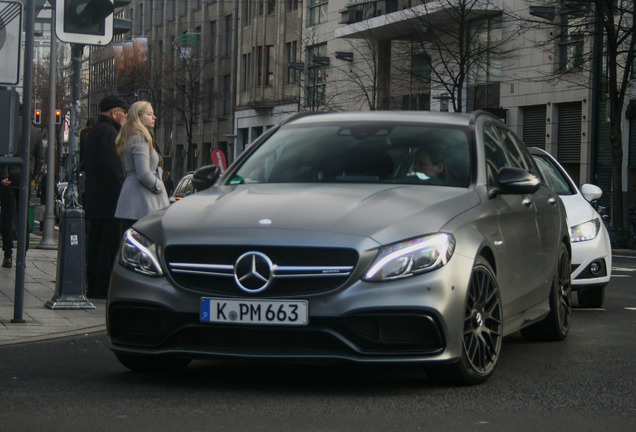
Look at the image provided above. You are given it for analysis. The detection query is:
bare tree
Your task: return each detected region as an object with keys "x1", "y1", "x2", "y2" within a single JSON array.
[
  {"x1": 152, "y1": 40, "x2": 208, "y2": 153},
  {"x1": 393, "y1": 0, "x2": 519, "y2": 112},
  {"x1": 32, "y1": 56, "x2": 70, "y2": 124},
  {"x1": 522, "y1": 0, "x2": 635, "y2": 230},
  {"x1": 331, "y1": 34, "x2": 383, "y2": 111}
]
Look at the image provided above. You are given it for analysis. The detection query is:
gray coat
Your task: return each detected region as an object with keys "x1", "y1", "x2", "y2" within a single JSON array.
[{"x1": 115, "y1": 134, "x2": 169, "y2": 220}]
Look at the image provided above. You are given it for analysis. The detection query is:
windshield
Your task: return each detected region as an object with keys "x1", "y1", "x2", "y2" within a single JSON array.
[{"x1": 228, "y1": 122, "x2": 471, "y2": 188}]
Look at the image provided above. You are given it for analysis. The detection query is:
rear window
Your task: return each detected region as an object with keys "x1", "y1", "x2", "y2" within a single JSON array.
[{"x1": 228, "y1": 122, "x2": 471, "y2": 188}]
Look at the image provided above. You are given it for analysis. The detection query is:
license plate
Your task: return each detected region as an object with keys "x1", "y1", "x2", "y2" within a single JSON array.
[{"x1": 200, "y1": 298, "x2": 308, "y2": 326}]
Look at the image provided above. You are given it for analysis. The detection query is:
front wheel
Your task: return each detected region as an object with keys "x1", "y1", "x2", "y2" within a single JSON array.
[
  {"x1": 427, "y1": 257, "x2": 503, "y2": 385},
  {"x1": 521, "y1": 243, "x2": 571, "y2": 341}
]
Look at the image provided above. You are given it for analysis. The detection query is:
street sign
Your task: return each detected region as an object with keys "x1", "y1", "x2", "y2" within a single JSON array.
[{"x1": 0, "y1": 1, "x2": 22, "y2": 85}]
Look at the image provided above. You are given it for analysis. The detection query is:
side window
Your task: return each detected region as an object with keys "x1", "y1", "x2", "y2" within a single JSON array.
[
  {"x1": 483, "y1": 123, "x2": 510, "y2": 187},
  {"x1": 496, "y1": 126, "x2": 532, "y2": 172},
  {"x1": 503, "y1": 128, "x2": 538, "y2": 174}
]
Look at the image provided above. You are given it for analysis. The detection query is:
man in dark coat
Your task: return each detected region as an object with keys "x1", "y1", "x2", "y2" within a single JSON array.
[
  {"x1": 0, "y1": 113, "x2": 44, "y2": 267},
  {"x1": 84, "y1": 95, "x2": 127, "y2": 298}
]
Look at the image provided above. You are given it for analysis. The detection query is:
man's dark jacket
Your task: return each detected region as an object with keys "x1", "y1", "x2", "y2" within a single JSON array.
[{"x1": 83, "y1": 115, "x2": 124, "y2": 219}]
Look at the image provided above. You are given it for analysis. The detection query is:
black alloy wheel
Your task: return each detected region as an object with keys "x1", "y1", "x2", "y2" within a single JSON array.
[{"x1": 428, "y1": 257, "x2": 502, "y2": 385}]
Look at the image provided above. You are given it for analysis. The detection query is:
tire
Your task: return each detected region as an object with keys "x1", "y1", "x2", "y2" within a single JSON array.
[
  {"x1": 115, "y1": 352, "x2": 191, "y2": 373},
  {"x1": 427, "y1": 257, "x2": 503, "y2": 385},
  {"x1": 577, "y1": 286, "x2": 605, "y2": 308},
  {"x1": 521, "y1": 243, "x2": 571, "y2": 341}
]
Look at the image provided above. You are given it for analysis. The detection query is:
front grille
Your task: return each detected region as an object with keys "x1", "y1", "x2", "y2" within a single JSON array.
[
  {"x1": 164, "y1": 245, "x2": 359, "y2": 297},
  {"x1": 109, "y1": 303, "x2": 445, "y2": 357}
]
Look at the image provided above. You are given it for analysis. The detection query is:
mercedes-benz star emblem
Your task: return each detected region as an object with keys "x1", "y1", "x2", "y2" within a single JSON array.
[{"x1": 234, "y1": 252, "x2": 274, "y2": 293}]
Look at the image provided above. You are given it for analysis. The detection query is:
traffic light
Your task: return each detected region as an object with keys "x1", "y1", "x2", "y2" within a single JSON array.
[
  {"x1": 34, "y1": 109, "x2": 42, "y2": 124},
  {"x1": 55, "y1": 109, "x2": 62, "y2": 124},
  {"x1": 55, "y1": 0, "x2": 114, "y2": 45},
  {"x1": 113, "y1": 0, "x2": 132, "y2": 36}
]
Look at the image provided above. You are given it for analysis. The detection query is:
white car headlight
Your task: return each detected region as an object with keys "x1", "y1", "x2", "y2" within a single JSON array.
[
  {"x1": 570, "y1": 219, "x2": 600, "y2": 243},
  {"x1": 119, "y1": 228, "x2": 164, "y2": 277},
  {"x1": 364, "y1": 233, "x2": 455, "y2": 282}
]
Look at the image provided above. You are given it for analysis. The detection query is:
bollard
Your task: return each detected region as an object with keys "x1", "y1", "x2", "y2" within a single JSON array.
[{"x1": 45, "y1": 207, "x2": 94, "y2": 310}]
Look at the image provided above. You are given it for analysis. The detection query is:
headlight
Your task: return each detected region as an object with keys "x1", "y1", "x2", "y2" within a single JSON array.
[
  {"x1": 570, "y1": 219, "x2": 600, "y2": 243},
  {"x1": 119, "y1": 228, "x2": 164, "y2": 276},
  {"x1": 364, "y1": 233, "x2": 455, "y2": 282}
]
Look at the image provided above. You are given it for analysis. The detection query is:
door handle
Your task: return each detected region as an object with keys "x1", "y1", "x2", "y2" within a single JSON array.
[
  {"x1": 522, "y1": 197, "x2": 532, "y2": 207},
  {"x1": 548, "y1": 197, "x2": 557, "y2": 205}
]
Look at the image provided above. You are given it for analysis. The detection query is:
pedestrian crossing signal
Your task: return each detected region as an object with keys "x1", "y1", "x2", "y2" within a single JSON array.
[
  {"x1": 34, "y1": 109, "x2": 42, "y2": 124},
  {"x1": 55, "y1": 109, "x2": 62, "y2": 124}
]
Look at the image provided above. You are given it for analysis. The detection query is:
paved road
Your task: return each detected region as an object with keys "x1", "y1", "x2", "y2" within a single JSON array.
[{"x1": 0, "y1": 256, "x2": 634, "y2": 431}]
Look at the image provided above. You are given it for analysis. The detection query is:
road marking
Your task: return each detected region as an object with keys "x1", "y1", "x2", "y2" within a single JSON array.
[
  {"x1": 611, "y1": 267, "x2": 635, "y2": 272},
  {"x1": 625, "y1": 307, "x2": 636, "y2": 311}
]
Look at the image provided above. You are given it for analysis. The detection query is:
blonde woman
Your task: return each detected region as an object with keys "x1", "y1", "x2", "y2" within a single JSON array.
[{"x1": 115, "y1": 101, "x2": 169, "y2": 230}]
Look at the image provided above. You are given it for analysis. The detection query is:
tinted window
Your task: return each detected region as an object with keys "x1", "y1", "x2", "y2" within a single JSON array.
[
  {"x1": 532, "y1": 155, "x2": 575, "y2": 196},
  {"x1": 228, "y1": 123, "x2": 472, "y2": 188}
]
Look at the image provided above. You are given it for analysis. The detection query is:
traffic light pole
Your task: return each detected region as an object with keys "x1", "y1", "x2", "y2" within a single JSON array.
[
  {"x1": 38, "y1": 5, "x2": 59, "y2": 250},
  {"x1": 46, "y1": 43, "x2": 94, "y2": 310}
]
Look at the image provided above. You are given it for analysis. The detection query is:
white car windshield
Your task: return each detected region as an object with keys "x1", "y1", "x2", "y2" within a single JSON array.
[{"x1": 228, "y1": 122, "x2": 471, "y2": 188}]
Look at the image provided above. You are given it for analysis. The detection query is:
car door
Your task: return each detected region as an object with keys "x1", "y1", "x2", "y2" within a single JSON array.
[
  {"x1": 501, "y1": 128, "x2": 562, "y2": 300},
  {"x1": 483, "y1": 122, "x2": 542, "y2": 319}
]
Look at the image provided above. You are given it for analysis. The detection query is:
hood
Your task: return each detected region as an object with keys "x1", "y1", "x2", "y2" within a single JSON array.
[
  {"x1": 145, "y1": 184, "x2": 479, "y2": 248},
  {"x1": 559, "y1": 193, "x2": 599, "y2": 227}
]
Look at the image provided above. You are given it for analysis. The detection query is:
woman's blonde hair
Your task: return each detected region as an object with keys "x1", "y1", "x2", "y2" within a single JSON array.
[{"x1": 116, "y1": 101, "x2": 153, "y2": 155}]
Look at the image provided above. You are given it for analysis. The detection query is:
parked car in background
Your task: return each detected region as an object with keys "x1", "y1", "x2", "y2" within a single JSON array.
[
  {"x1": 530, "y1": 147, "x2": 612, "y2": 308},
  {"x1": 107, "y1": 111, "x2": 571, "y2": 385},
  {"x1": 169, "y1": 172, "x2": 195, "y2": 203}
]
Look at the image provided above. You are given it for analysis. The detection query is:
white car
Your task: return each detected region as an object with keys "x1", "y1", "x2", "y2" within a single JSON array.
[{"x1": 530, "y1": 147, "x2": 612, "y2": 307}]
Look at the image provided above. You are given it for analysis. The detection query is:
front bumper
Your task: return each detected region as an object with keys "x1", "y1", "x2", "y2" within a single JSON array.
[
  {"x1": 107, "y1": 253, "x2": 475, "y2": 363},
  {"x1": 570, "y1": 226, "x2": 612, "y2": 289}
]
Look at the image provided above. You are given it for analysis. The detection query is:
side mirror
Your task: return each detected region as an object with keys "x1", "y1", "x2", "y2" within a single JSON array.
[
  {"x1": 497, "y1": 167, "x2": 540, "y2": 195},
  {"x1": 580, "y1": 183, "x2": 602, "y2": 202},
  {"x1": 192, "y1": 165, "x2": 220, "y2": 192}
]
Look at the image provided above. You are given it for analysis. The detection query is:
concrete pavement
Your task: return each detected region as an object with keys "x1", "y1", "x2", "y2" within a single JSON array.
[{"x1": 0, "y1": 223, "x2": 106, "y2": 346}]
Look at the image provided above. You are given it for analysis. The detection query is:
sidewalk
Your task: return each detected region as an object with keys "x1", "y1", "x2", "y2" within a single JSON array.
[{"x1": 0, "y1": 221, "x2": 106, "y2": 346}]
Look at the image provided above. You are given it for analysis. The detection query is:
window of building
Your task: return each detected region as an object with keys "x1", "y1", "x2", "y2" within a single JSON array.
[
  {"x1": 209, "y1": 21, "x2": 216, "y2": 59},
  {"x1": 258, "y1": 0, "x2": 264, "y2": 16},
  {"x1": 137, "y1": 2, "x2": 143, "y2": 34},
  {"x1": 243, "y1": 0, "x2": 252, "y2": 25},
  {"x1": 268, "y1": 0, "x2": 276, "y2": 14},
  {"x1": 559, "y1": 9, "x2": 585, "y2": 71},
  {"x1": 266, "y1": 46, "x2": 274, "y2": 85},
  {"x1": 225, "y1": 15, "x2": 232, "y2": 56},
  {"x1": 223, "y1": 75, "x2": 231, "y2": 115},
  {"x1": 307, "y1": 43, "x2": 328, "y2": 108},
  {"x1": 309, "y1": 0, "x2": 328, "y2": 26},
  {"x1": 208, "y1": 79, "x2": 215, "y2": 117},
  {"x1": 242, "y1": 53, "x2": 252, "y2": 91},
  {"x1": 286, "y1": 41, "x2": 298, "y2": 84},
  {"x1": 287, "y1": 0, "x2": 299, "y2": 12}
]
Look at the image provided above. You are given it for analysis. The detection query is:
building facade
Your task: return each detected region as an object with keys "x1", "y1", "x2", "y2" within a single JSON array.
[{"x1": 85, "y1": 0, "x2": 636, "y2": 222}]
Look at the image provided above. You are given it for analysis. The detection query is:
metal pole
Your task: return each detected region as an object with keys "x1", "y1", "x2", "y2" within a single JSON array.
[
  {"x1": 46, "y1": 43, "x2": 93, "y2": 310},
  {"x1": 12, "y1": 0, "x2": 36, "y2": 323},
  {"x1": 38, "y1": 7, "x2": 58, "y2": 250}
]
